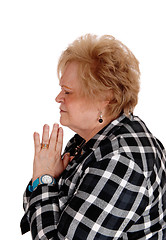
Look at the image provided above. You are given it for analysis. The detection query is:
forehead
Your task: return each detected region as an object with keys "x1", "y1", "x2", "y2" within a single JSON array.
[{"x1": 60, "y1": 62, "x2": 80, "y2": 89}]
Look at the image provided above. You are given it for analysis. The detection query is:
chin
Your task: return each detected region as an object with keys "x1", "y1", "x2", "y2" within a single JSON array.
[{"x1": 60, "y1": 117, "x2": 68, "y2": 127}]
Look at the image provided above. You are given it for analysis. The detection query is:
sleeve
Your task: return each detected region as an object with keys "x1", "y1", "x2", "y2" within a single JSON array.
[
  {"x1": 20, "y1": 153, "x2": 149, "y2": 240},
  {"x1": 20, "y1": 182, "x2": 60, "y2": 239}
]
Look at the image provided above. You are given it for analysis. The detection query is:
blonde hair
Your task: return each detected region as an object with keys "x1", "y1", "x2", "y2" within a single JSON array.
[{"x1": 57, "y1": 34, "x2": 140, "y2": 117}]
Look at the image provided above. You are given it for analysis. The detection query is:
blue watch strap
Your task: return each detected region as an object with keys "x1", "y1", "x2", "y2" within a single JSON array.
[
  {"x1": 28, "y1": 178, "x2": 39, "y2": 192},
  {"x1": 28, "y1": 175, "x2": 56, "y2": 192},
  {"x1": 28, "y1": 185, "x2": 33, "y2": 192},
  {"x1": 33, "y1": 178, "x2": 39, "y2": 190}
]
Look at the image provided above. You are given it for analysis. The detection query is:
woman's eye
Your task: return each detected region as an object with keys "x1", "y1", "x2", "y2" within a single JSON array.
[{"x1": 64, "y1": 91, "x2": 70, "y2": 95}]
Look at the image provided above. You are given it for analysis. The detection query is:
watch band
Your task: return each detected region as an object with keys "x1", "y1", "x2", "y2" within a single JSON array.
[
  {"x1": 28, "y1": 175, "x2": 56, "y2": 192},
  {"x1": 28, "y1": 178, "x2": 39, "y2": 192}
]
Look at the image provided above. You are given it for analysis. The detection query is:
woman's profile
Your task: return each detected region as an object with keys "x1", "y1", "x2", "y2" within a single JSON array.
[{"x1": 21, "y1": 34, "x2": 166, "y2": 239}]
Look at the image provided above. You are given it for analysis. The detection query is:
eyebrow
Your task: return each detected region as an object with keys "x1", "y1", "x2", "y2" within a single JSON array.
[{"x1": 61, "y1": 85, "x2": 72, "y2": 90}]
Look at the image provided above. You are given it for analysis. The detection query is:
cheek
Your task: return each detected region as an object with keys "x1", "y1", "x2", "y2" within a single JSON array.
[
  {"x1": 64, "y1": 96, "x2": 79, "y2": 110},
  {"x1": 76, "y1": 105, "x2": 98, "y2": 121},
  {"x1": 65, "y1": 97, "x2": 98, "y2": 120}
]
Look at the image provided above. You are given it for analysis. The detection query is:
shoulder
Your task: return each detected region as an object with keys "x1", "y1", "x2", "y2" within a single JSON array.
[{"x1": 97, "y1": 115, "x2": 165, "y2": 173}]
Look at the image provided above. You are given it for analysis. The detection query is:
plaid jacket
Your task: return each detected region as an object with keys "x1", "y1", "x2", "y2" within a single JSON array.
[{"x1": 21, "y1": 114, "x2": 166, "y2": 239}]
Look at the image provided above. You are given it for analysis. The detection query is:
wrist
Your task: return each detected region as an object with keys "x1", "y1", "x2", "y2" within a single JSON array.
[
  {"x1": 32, "y1": 173, "x2": 55, "y2": 183},
  {"x1": 29, "y1": 174, "x2": 56, "y2": 192}
]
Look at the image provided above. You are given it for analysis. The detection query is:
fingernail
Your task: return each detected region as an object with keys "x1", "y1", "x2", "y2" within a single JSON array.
[
  {"x1": 53, "y1": 123, "x2": 59, "y2": 128},
  {"x1": 59, "y1": 127, "x2": 63, "y2": 132},
  {"x1": 34, "y1": 132, "x2": 38, "y2": 137}
]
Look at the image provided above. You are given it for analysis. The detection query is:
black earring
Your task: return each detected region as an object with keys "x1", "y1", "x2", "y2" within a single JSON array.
[{"x1": 99, "y1": 113, "x2": 103, "y2": 123}]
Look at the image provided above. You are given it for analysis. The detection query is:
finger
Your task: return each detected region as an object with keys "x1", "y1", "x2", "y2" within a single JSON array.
[
  {"x1": 56, "y1": 127, "x2": 63, "y2": 154},
  {"x1": 34, "y1": 132, "x2": 41, "y2": 153},
  {"x1": 49, "y1": 123, "x2": 59, "y2": 149},
  {"x1": 63, "y1": 153, "x2": 70, "y2": 169},
  {"x1": 42, "y1": 124, "x2": 50, "y2": 144}
]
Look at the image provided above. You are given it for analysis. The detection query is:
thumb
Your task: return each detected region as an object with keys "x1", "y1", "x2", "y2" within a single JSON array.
[{"x1": 63, "y1": 153, "x2": 71, "y2": 169}]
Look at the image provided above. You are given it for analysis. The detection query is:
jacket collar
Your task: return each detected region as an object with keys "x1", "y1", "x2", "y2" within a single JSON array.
[
  {"x1": 81, "y1": 113, "x2": 130, "y2": 152},
  {"x1": 64, "y1": 113, "x2": 132, "y2": 157}
]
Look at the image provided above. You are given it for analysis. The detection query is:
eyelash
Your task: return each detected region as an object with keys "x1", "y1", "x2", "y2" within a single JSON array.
[
  {"x1": 64, "y1": 91, "x2": 70, "y2": 95},
  {"x1": 60, "y1": 88, "x2": 71, "y2": 95}
]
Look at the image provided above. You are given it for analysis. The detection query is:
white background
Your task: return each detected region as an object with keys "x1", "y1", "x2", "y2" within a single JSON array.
[{"x1": 0, "y1": 0, "x2": 166, "y2": 239}]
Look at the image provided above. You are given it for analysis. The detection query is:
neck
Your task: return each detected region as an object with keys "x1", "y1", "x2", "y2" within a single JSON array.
[{"x1": 77, "y1": 116, "x2": 115, "y2": 142}]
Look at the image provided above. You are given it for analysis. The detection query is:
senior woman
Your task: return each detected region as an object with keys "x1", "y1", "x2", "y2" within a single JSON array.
[{"x1": 21, "y1": 34, "x2": 166, "y2": 239}]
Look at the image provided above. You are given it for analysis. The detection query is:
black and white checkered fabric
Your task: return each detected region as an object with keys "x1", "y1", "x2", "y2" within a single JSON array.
[{"x1": 21, "y1": 114, "x2": 166, "y2": 239}]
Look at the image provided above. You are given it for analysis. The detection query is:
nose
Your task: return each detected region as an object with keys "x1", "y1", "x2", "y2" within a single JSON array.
[{"x1": 55, "y1": 90, "x2": 64, "y2": 103}]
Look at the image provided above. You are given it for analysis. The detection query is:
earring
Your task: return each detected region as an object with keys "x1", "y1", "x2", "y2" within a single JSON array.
[{"x1": 98, "y1": 113, "x2": 103, "y2": 123}]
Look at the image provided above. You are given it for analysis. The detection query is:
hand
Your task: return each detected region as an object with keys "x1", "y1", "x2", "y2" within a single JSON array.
[{"x1": 32, "y1": 124, "x2": 70, "y2": 182}]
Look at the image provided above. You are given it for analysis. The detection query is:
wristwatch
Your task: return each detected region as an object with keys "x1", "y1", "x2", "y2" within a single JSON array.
[
  {"x1": 40, "y1": 174, "x2": 55, "y2": 184},
  {"x1": 28, "y1": 174, "x2": 56, "y2": 192}
]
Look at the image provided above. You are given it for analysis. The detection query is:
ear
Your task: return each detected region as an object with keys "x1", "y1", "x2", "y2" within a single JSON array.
[
  {"x1": 97, "y1": 99, "x2": 110, "y2": 113},
  {"x1": 97, "y1": 90, "x2": 114, "y2": 111},
  {"x1": 98, "y1": 100, "x2": 109, "y2": 109}
]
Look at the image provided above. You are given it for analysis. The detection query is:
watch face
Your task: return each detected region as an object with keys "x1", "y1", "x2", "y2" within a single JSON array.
[{"x1": 41, "y1": 175, "x2": 53, "y2": 184}]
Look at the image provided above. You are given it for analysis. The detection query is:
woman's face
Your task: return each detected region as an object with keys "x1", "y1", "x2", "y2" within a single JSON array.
[{"x1": 55, "y1": 62, "x2": 107, "y2": 135}]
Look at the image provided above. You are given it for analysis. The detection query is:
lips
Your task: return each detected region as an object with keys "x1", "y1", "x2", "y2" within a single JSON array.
[{"x1": 60, "y1": 108, "x2": 66, "y2": 112}]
